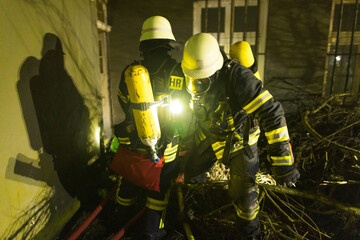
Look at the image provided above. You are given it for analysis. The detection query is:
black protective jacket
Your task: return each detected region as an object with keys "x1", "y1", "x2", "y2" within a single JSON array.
[{"x1": 194, "y1": 59, "x2": 294, "y2": 168}]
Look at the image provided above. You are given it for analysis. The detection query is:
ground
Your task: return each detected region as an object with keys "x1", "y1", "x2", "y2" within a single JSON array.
[{"x1": 59, "y1": 96, "x2": 360, "y2": 240}]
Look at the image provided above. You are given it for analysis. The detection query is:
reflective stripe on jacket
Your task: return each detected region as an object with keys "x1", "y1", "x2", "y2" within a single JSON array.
[{"x1": 197, "y1": 61, "x2": 293, "y2": 166}]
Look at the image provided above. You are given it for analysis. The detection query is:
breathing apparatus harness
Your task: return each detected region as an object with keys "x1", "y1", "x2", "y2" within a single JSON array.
[{"x1": 191, "y1": 59, "x2": 255, "y2": 166}]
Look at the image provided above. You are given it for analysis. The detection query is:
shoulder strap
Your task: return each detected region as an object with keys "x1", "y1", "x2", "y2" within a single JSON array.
[{"x1": 223, "y1": 59, "x2": 240, "y2": 110}]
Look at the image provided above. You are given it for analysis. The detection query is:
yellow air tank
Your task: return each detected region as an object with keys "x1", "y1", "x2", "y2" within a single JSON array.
[
  {"x1": 125, "y1": 65, "x2": 161, "y2": 162},
  {"x1": 230, "y1": 41, "x2": 261, "y2": 80}
]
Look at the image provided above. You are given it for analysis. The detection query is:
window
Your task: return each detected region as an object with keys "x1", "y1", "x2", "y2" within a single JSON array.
[
  {"x1": 193, "y1": 0, "x2": 269, "y2": 81},
  {"x1": 234, "y1": 6, "x2": 258, "y2": 32},
  {"x1": 332, "y1": 3, "x2": 360, "y2": 31},
  {"x1": 98, "y1": 40, "x2": 104, "y2": 74},
  {"x1": 96, "y1": 0, "x2": 113, "y2": 138},
  {"x1": 326, "y1": 45, "x2": 358, "y2": 94},
  {"x1": 201, "y1": 7, "x2": 225, "y2": 32},
  {"x1": 323, "y1": 0, "x2": 360, "y2": 100}
]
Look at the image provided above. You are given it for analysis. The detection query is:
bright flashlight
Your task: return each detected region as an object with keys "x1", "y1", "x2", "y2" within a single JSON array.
[{"x1": 170, "y1": 99, "x2": 183, "y2": 115}]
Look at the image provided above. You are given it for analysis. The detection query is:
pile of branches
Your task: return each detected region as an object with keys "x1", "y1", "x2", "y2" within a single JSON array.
[
  {"x1": 60, "y1": 96, "x2": 360, "y2": 240},
  {"x1": 165, "y1": 95, "x2": 360, "y2": 240}
]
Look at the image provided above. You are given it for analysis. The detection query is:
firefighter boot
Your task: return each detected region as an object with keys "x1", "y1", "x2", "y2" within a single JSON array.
[
  {"x1": 236, "y1": 215, "x2": 261, "y2": 240},
  {"x1": 140, "y1": 208, "x2": 167, "y2": 240}
]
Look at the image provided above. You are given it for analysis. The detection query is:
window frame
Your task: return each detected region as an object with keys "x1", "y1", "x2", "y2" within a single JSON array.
[
  {"x1": 323, "y1": 0, "x2": 360, "y2": 99},
  {"x1": 193, "y1": 0, "x2": 269, "y2": 81}
]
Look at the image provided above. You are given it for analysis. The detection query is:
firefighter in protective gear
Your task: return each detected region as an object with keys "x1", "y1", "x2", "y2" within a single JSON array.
[
  {"x1": 181, "y1": 33, "x2": 300, "y2": 239},
  {"x1": 109, "y1": 16, "x2": 190, "y2": 239}
]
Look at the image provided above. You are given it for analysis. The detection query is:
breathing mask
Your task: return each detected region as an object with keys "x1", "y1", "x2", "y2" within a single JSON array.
[{"x1": 185, "y1": 76, "x2": 211, "y2": 110}]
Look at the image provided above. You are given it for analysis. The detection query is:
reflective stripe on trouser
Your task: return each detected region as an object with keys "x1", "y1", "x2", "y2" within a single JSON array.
[
  {"x1": 232, "y1": 183, "x2": 259, "y2": 221},
  {"x1": 228, "y1": 144, "x2": 260, "y2": 221},
  {"x1": 113, "y1": 178, "x2": 140, "y2": 229},
  {"x1": 116, "y1": 178, "x2": 139, "y2": 207},
  {"x1": 145, "y1": 190, "x2": 171, "y2": 230}
]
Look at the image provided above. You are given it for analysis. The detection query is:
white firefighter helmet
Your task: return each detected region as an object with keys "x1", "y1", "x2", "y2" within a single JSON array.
[
  {"x1": 181, "y1": 33, "x2": 224, "y2": 79},
  {"x1": 140, "y1": 16, "x2": 175, "y2": 42}
]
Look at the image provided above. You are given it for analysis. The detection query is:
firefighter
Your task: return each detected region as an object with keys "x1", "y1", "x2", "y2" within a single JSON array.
[
  {"x1": 108, "y1": 16, "x2": 189, "y2": 239},
  {"x1": 181, "y1": 33, "x2": 300, "y2": 239}
]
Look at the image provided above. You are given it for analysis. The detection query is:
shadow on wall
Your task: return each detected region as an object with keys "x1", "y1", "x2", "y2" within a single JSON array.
[{"x1": 3, "y1": 33, "x2": 102, "y2": 239}]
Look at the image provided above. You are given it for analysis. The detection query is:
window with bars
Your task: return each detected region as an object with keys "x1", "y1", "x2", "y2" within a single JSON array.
[
  {"x1": 96, "y1": 0, "x2": 113, "y2": 138},
  {"x1": 323, "y1": 0, "x2": 360, "y2": 99},
  {"x1": 201, "y1": 7, "x2": 225, "y2": 32},
  {"x1": 234, "y1": 6, "x2": 258, "y2": 33},
  {"x1": 193, "y1": 0, "x2": 268, "y2": 81},
  {"x1": 326, "y1": 45, "x2": 358, "y2": 94},
  {"x1": 332, "y1": 3, "x2": 360, "y2": 31}
]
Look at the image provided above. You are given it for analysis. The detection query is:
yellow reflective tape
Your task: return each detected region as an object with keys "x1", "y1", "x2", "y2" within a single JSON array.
[
  {"x1": 231, "y1": 129, "x2": 260, "y2": 151},
  {"x1": 118, "y1": 137, "x2": 131, "y2": 145},
  {"x1": 270, "y1": 155, "x2": 293, "y2": 166},
  {"x1": 214, "y1": 101, "x2": 224, "y2": 112},
  {"x1": 265, "y1": 126, "x2": 290, "y2": 144},
  {"x1": 195, "y1": 129, "x2": 206, "y2": 144},
  {"x1": 147, "y1": 197, "x2": 168, "y2": 205},
  {"x1": 251, "y1": 127, "x2": 261, "y2": 136},
  {"x1": 165, "y1": 144, "x2": 178, "y2": 155},
  {"x1": 215, "y1": 149, "x2": 224, "y2": 160},
  {"x1": 234, "y1": 204, "x2": 260, "y2": 221},
  {"x1": 116, "y1": 196, "x2": 136, "y2": 206},
  {"x1": 164, "y1": 153, "x2": 176, "y2": 163},
  {"x1": 118, "y1": 89, "x2": 128, "y2": 103},
  {"x1": 268, "y1": 135, "x2": 290, "y2": 145},
  {"x1": 211, "y1": 130, "x2": 261, "y2": 160},
  {"x1": 115, "y1": 177, "x2": 123, "y2": 197},
  {"x1": 229, "y1": 118, "x2": 235, "y2": 131},
  {"x1": 165, "y1": 149, "x2": 177, "y2": 156},
  {"x1": 211, "y1": 141, "x2": 225, "y2": 151},
  {"x1": 228, "y1": 117, "x2": 234, "y2": 125},
  {"x1": 169, "y1": 76, "x2": 184, "y2": 90},
  {"x1": 234, "y1": 132, "x2": 242, "y2": 140},
  {"x1": 159, "y1": 190, "x2": 171, "y2": 229},
  {"x1": 131, "y1": 148, "x2": 148, "y2": 154},
  {"x1": 146, "y1": 197, "x2": 168, "y2": 211},
  {"x1": 265, "y1": 126, "x2": 288, "y2": 136},
  {"x1": 146, "y1": 204, "x2": 166, "y2": 211},
  {"x1": 159, "y1": 218, "x2": 164, "y2": 229},
  {"x1": 212, "y1": 131, "x2": 260, "y2": 160},
  {"x1": 243, "y1": 90, "x2": 272, "y2": 114}
]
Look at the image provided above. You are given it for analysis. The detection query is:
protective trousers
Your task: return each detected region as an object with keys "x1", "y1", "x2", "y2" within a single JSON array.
[
  {"x1": 184, "y1": 142, "x2": 260, "y2": 239},
  {"x1": 228, "y1": 144, "x2": 261, "y2": 239},
  {"x1": 115, "y1": 160, "x2": 179, "y2": 239}
]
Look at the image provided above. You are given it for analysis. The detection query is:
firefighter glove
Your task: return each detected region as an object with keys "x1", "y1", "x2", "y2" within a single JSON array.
[{"x1": 272, "y1": 167, "x2": 300, "y2": 187}]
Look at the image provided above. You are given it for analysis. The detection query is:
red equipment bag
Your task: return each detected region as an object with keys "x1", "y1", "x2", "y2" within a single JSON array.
[{"x1": 109, "y1": 145, "x2": 164, "y2": 192}]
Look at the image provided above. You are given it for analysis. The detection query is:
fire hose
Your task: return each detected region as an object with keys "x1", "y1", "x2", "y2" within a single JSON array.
[{"x1": 67, "y1": 184, "x2": 117, "y2": 240}]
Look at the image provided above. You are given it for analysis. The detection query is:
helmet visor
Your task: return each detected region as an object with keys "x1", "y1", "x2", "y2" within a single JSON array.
[{"x1": 185, "y1": 76, "x2": 211, "y2": 95}]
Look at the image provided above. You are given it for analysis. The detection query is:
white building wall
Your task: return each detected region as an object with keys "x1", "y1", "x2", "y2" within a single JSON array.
[{"x1": 0, "y1": 0, "x2": 102, "y2": 239}]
